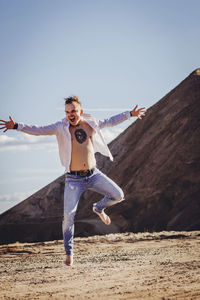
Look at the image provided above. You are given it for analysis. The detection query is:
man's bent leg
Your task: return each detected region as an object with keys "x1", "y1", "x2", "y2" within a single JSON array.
[
  {"x1": 88, "y1": 169, "x2": 124, "y2": 220},
  {"x1": 62, "y1": 175, "x2": 85, "y2": 260}
]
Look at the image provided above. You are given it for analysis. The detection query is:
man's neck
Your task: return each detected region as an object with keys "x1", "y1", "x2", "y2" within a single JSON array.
[
  {"x1": 70, "y1": 121, "x2": 81, "y2": 128},
  {"x1": 70, "y1": 123, "x2": 80, "y2": 128}
]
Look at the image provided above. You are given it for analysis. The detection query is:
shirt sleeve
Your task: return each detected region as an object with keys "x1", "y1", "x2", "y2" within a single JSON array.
[
  {"x1": 98, "y1": 111, "x2": 131, "y2": 129},
  {"x1": 17, "y1": 122, "x2": 60, "y2": 136}
]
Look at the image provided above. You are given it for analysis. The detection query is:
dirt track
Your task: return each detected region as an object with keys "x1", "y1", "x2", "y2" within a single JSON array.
[{"x1": 0, "y1": 231, "x2": 200, "y2": 299}]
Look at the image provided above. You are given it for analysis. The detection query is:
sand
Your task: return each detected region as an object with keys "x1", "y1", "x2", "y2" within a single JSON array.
[{"x1": 0, "y1": 231, "x2": 200, "y2": 300}]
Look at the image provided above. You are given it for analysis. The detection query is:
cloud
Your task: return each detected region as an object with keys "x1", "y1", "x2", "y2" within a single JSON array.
[
  {"x1": 0, "y1": 134, "x2": 57, "y2": 152},
  {"x1": 0, "y1": 191, "x2": 34, "y2": 203},
  {"x1": 0, "y1": 175, "x2": 61, "y2": 185},
  {"x1": 0, "y1": 190, "x2": 36, "y2": 214},
  {"x1": 0, "y1": 167, "x2": 64, "y2": 185}
]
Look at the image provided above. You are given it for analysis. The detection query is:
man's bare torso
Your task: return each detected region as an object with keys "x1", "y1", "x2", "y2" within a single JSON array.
[{"x1": 69, "y1": 120, "x2": 96, "y2": 171}]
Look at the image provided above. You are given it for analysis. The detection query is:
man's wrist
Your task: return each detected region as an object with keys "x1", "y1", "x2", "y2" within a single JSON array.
[{"x1": 13, "y1": 123, "x2": 18, "y2": 129}]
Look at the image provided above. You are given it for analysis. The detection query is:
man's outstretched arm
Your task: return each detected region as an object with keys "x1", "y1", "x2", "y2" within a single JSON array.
[
  {"x1": 0, "y1": 116, "x2": 58, "y2": 135},
  {"x1": 98, "y1": 105, "x2": 146, "y2": 129}
]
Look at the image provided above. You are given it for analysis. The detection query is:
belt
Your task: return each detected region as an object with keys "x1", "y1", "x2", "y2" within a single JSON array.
[{"x1": 67, "y1": 168, "x2": 95, "y2": 177}]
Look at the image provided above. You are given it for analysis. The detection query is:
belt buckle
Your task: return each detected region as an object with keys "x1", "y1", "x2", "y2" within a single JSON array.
[{"x1": 79, "y1": 170, "x2": 88, "y2": 176}]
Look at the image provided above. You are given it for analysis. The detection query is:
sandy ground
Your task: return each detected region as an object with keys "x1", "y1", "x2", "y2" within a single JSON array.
[{"x1": 0, "y1": 231, "x2": 200, "y2": 300}]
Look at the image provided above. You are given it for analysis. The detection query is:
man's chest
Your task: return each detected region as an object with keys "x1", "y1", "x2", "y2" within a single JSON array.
[{"x1": 69, "y1": 123, "x2": 94, "y2": 145}]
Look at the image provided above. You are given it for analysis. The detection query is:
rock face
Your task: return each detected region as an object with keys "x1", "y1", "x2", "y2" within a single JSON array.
[{"x1": 0, "y1": 69, "x2": 200, "y2": 244}]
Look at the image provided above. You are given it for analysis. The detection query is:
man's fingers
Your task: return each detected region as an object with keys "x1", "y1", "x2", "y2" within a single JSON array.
[
  {"x1": 9, "y1": 116, "x2": 14, "y2": 122},
  {"x1": 137, "y1": 113, "x2": 145, "y2": 119},
  {"x1": 133, "y1": 104, "x2": 138, "y2": 110},
  {"x1": 3, "y1": 128, "x2": 8, "y2": 132},
  {"x1": 0, "y1": 126, "x2": 6, "y2": 129}
]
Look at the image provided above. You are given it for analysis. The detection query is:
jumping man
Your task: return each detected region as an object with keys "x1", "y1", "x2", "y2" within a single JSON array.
[{"x1": 0, "y1": 96, "x2": 146, "y2": 266}]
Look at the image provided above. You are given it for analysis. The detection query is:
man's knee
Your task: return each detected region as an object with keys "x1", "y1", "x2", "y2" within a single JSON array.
[{"x1": 114, "y1": 188, "x2": 125, "y2": 203}]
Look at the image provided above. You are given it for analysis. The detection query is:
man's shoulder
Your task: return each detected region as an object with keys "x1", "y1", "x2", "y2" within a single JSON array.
[
  {"x1": 52, "y1": 119, "x2": 69, "y2": 132},
  {"x1": 81, "y1": 120, "x2": 95, "y2": 132},
  {"x1": 83, "y1": 114, "x2": 99, "y2": 127},
  {"x1": 60, "y1": 118, "x2": 69, "y2": 126}
]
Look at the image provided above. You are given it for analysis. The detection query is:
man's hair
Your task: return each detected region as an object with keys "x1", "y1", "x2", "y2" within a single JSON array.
[{"x1": 64, "y1": 96, "x2": 82, "y2": 106}]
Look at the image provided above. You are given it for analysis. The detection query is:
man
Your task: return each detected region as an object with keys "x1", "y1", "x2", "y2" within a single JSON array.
[{"x1": 0, "y1": 96, "x2": 146, "y2": 266}]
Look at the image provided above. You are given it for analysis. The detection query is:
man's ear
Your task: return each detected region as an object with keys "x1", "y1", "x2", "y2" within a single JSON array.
[{"x1": 80, "y1": 109, "x2": 83, "y2": 115}]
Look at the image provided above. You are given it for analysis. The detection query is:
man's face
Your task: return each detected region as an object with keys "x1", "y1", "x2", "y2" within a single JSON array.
[{"x1": 65, "y1": 102, "x2": 83, "y2": 126}]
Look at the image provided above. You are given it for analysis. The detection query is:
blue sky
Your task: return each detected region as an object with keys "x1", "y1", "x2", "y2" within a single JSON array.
[{"x1": 0, "y1": 0, "x2": 199, "y2": 214}]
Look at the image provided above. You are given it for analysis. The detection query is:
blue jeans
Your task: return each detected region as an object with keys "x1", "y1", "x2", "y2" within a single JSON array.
[{"x1": 62, "y1": 168, "x2": 124, "y2": 255}]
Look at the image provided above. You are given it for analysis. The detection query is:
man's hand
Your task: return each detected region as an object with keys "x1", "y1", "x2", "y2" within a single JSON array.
[
  {"x1": 131, "y1": 105, "x2": 146, "y2": 119},
  {"x1": 0, "y1": 116, "x2": 15, "y2": 132}
]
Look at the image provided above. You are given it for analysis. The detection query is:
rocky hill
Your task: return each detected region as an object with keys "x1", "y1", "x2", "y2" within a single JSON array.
[{"x1": 0, "y1": 69, "x2": 200, "y2": 244}]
